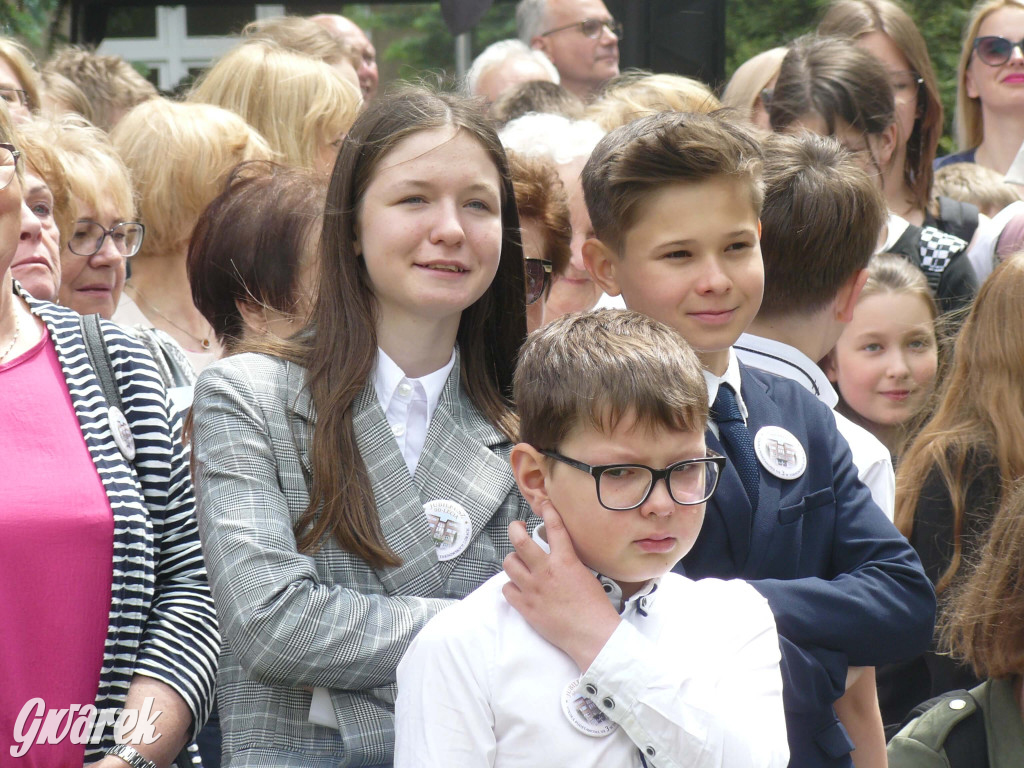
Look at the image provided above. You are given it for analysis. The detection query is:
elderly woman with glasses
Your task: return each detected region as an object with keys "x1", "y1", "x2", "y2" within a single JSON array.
[
  {"x1": 0, "y1": 101, "x2": 218, "y2": 767},
  {"x1": 936, "y1": 0, "x2": 1024, "y2": 174}
]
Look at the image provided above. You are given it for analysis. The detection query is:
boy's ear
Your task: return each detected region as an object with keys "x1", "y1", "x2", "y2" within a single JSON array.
[
  {"x1": 835, "y1": 268, "x2": 869, "y2": 324},
  {"x1": 510, "y1": 443, "x2": 552, "y2": 514},
  {"x1": 582, "y1": 237, "x2": 622, "y2": 297}
]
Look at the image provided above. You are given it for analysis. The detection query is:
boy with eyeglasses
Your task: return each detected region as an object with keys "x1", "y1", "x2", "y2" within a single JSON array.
[{"x1": 394, "y1": 309, "x2": 789, "y2": 768}]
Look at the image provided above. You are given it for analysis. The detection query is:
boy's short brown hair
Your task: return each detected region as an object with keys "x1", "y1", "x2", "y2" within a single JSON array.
[
  {"x1": 581, "y1": 110, "x2": 764, "y2": 252},
  {"x1": 515, "y1": 309, "x2": 708, "y2": 449},
  {"x1": 758, "y1": 131, "x2": 887, "y2": 317}
]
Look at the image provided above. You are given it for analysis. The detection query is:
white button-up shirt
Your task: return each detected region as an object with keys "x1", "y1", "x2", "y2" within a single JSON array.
[
  {"x1": 372, "y1": 346, "x2": 456, "y2": 474},
  {"x1": 395, "y1": 527, "x2": 789, "y2": 768},
  {"x1": 735, "y1": 333, "x2": 895, "y2": 521}
]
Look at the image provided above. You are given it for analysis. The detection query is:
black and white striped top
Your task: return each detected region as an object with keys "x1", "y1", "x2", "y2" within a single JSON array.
[{"x1": 20, "y1": 286, "x2": 218, "y2": 762}]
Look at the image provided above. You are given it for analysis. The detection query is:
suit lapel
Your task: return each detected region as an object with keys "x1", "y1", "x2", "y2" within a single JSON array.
[
  {"x1": 353, "y1": 384, "x2": 447, "y2": 597},
  {"x1": 414, "y1": 367, "x2": 515, "y2": 583},
  {"x1": 737, "y1": 365, "x2": 784, "y2": 578}
]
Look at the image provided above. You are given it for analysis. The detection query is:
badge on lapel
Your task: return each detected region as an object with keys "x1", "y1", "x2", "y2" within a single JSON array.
[
  {"x1": 423, "y1": 499, "x2": 472, "y2": 561},
  {"x1": 754, "y1": 426, "x2": 806, "y2": 480}
]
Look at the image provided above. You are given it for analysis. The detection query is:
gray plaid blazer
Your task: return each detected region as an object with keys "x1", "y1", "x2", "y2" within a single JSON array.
[{"x1": 191, "y1": 351, "x2": 531, "y2": 767}]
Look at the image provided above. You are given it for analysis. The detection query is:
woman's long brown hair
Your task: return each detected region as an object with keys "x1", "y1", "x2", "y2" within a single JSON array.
[
  {"x1": 248, "y1": 87, "x2": 527, "y2": 567},
  {"x1": 895, "y1": 256, "x2": 1024, "y2": 592}
]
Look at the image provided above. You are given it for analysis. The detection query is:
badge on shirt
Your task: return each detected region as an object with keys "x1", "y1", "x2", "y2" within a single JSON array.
[
  {"x1": 423, "y1": 499, "x2": 472, "y2": 561},
  {"x1": 561, "y1": 679, "x2": 618, "y2": 737},
  {"x1": 108, "y1": 406, "x2": 136, "y2": 462},
  {"x1": 754, "y1": 426, "x2": 806, "y2": 480}
]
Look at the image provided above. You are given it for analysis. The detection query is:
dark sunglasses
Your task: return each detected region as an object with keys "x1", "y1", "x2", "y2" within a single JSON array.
[
  {"x1": 524, "y1": 258, "x2": 553, "y2": 305},
  {"x1": 973, "y1": 36, "x2": 1024, "y2": 66}
]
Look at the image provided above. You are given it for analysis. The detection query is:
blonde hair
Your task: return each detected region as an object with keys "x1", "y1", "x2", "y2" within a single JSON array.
[
  {"x1": 896, "y1": 255, "x2": 1024, "y2": 592},
  {"x1": 50, "y1": 114, "x2": 134, "y2": 222},
  {"x1": 587, "y1": 71, "x2": 721, "y2": 132},
  {"x1": 931, "y1": 161, "x2": 1022, "y2": 217},
  {"x1": 189, "y1": 40, "x2": 361, "y2": 172},
  {"x1": 14, "y1": 115, "x2": 74, "y2": 243},
  {"x1": 40, "y1": 69, "x2": 91, "y2": 120},
  {"x1": 241, "y1": 15, "x2": 355, "y2": 66},
  {"x1": 44, "y1": 47, "x2": 158, "y2": 131},
  {"x1": 110, "y1": 99, "x2": 274, "y2": 259},
  {"x1": 859, "y1": 252, "x2": 938, "y2": 319},
  {"x1": 721, "y1": 47, "x2": 788, "y2": 126},
  {"x1": 955, "y1": 0, "x2": 1024, "y2": 151},
  {"x1": 0, "y1": 37, "x2": 41, "y2": 110}
]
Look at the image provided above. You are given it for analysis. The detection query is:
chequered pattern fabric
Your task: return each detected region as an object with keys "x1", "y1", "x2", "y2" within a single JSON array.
[
  {"x1": 917, "y1": 226, "x2": 967, "y2": 293},
  {"x1": 191, "y1": 351, "x2": 532, "y2": 767}
]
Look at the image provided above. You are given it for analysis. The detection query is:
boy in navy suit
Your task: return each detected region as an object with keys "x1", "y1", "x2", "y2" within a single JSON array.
[{"x1": 581, "y1": 111, "x2": 935, "y2": 768}]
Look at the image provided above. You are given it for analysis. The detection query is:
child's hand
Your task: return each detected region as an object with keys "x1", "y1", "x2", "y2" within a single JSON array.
[{"x1": 502, "y1": 501, "x2": 621, "y2": 673}]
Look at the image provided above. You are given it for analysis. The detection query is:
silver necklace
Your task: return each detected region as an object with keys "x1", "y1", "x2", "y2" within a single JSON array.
[{"x1": 0, "y1": 307, "x2": 21, "y2": 363}]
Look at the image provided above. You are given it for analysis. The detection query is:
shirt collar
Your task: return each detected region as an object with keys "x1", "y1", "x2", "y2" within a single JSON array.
[
  {"x1": 530, "y1": 524, "x2": 660, "y2": 613},
  {"x1": 702, "y1": 347, "x2": 748, "y2": 421},
  {"x1": 373, "y1": 346, "x2": 456, "y2": 417},
  {"x1": 735, "y1": 333, "x2": 839, "y2": 409}
]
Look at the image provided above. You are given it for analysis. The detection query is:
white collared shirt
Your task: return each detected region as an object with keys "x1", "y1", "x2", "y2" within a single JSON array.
[
  {"x1": 736, "y1": 333, "x2": 895, "y2": 521},
  {"x1": 702, "y1": 348, "x2": 748, "y2": 439},
  {"x1": 395, "y1": 524, "x2": 789, "y2": 768},
  {"x1": 372, "y1": 346, "x2": 456, "y2": 475}
]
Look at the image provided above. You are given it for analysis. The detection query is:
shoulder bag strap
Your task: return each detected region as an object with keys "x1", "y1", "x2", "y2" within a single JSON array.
[{"x1": 80, "y1": 313, "x2": 124, "y2": 412}]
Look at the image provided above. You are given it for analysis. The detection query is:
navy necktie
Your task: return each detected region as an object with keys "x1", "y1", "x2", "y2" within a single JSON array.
[{"x1": 712, "y1": 383, "x2": 760, "y2": 511}]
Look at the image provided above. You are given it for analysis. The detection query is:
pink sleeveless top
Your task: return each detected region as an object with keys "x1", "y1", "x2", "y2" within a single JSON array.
[{"x1": 0, "y1": 330, "x2": 114, "y2": 765}]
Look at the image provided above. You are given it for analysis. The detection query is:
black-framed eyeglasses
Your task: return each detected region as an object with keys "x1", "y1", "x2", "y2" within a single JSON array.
[
  {"x1": 0, "y1": 87, "x2": 29, "y2": 109},
  {"x1": 540, "y1": 17, "x2": 622, "y2": 40},
  {"x1": 973, "y1": 36, "x2": 1024, "y2": 66},
  {"x1": 524, "y1": 258, "x2": 552, "y2": 305},
  {"x1": 539, "y1": 449, "x2": 726, "y2": 511},
  {"x1": 68, "y1": 220, "x2": 146, "y2": 258},
  {"x1": 0, "y1": 142, "x2": 20, "y2": 191}
]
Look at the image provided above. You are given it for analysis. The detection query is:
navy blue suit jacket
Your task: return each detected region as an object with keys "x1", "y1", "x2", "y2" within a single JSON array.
[{"x1": 677, "y1": 363, "x2": 935, "y2": 768}]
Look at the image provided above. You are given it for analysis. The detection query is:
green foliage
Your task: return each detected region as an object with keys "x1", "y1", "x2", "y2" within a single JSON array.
[
  {"x1": 352, "y1": 2, "x2": 516, "y2": 83},
  {"x1": 725, "y1": 0, "x2": 976, "y2": 155},
  {"x1": 0, "y1": 0, "x2": 62, "y2": 51}
]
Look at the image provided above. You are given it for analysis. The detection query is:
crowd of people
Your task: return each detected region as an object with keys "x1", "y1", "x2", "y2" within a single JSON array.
[{"x1": 3, "y1": 0, "x2": 1024, "y2": 766}]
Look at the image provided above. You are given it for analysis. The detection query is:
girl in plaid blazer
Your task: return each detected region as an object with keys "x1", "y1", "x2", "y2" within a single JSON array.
[{"x1": 190, "y1": 87, "x2": 532, "y2": 767}]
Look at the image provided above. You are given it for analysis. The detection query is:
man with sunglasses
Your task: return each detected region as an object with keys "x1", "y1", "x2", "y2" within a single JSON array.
[{"x1": 516, "y1": 0, "x2": 620, "y2": 101}]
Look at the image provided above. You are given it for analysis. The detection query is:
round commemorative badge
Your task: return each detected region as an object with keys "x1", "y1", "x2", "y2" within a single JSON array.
[
  {"x1": 422, "y1": 499, "x2": 472, "y2": 561},
  {"x1": 753, "y1": 425, "x2": 807, "y2": 480},
  {"x1": 561, "y1": 679, "x2": 618, "y2": 738},
  {"x1": 108, "y1": 405, "x2": 136, "y2": 462}
]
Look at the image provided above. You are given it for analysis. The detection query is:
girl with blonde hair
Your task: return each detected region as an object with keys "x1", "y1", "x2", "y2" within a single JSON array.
[
  {"x1": 189, "y1": 40, "x2": 361, "y2": 174},
  {"x1": 937, "y1": 0, "x2": 1024, "y2": 174},
  {"x1": 889, "y1": 255, "x2": 1024, "y2": 726},
  {"x1": 111, "y1": 98, "x2": 274, "y2": 375}
]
